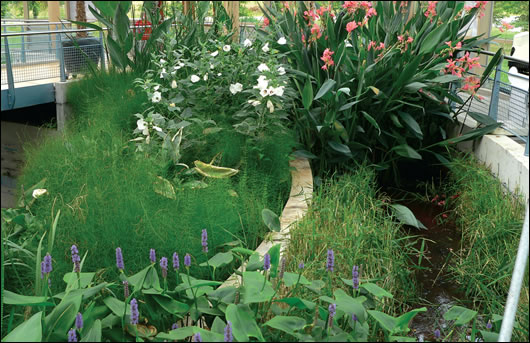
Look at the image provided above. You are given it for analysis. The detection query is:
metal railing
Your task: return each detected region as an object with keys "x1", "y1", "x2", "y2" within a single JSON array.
[{"x1": 453, "y1": 50, "x2": 529, "y2": 156}]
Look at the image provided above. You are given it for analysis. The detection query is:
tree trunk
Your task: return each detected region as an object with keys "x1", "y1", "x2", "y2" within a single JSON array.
[{"x1": 76, "y1": 1, "x2": 88, "y2": 38}]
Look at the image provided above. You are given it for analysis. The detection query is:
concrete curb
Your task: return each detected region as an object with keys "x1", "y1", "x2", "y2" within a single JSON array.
[
  {"x1": 219, "y1": 157, "x2": 313, "y2": 288},
  {"x1": 452, "y1": 115, "x2": 529, "y2": 202}
]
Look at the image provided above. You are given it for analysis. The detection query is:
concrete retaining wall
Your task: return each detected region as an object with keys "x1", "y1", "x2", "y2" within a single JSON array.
[{"x1": 452, "y1": 114, "x2": 529, "y2": 202}]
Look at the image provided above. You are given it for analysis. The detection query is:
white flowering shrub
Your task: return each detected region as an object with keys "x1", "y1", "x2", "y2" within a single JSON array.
[{"x1": 133, "y1": 34, "x2": 297, "y2": 156}]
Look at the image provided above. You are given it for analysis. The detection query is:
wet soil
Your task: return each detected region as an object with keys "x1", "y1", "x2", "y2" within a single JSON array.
[{"x1": 403, "y1": 199, "x2": 466, "y2": 342}]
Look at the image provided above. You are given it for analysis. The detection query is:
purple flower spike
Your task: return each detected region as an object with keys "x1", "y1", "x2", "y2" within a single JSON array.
[
  {"x1": 352, "y1": 265, "x2": 359, "y2": 289},
  {"x1": 201, "y1": 229, "x2": 208, "y2": 253},
  {"x1": 123, "y1": 280, "x2": 130, "y2": 299},
  {"x1": 279, "y1": 257, "x2": 286, "y2": 279},
  {"x1": 68, "y1": 328, "x2": 77, "y2": 342},
  {"x1": 130, "y1": 298, "x2": 139, "y2": 325},
  {"x1": 352, "y1": 314, "x2": 358, "y2": 322},
  {"x1": 41, "y1": 253, "x2": 52, "y2": 277},
  {"x1": 328, "y1": 303, "x2": 337, "y2": 328},
  {"x1": 434, "y1": 328, "x2": 441, "y2": 339},
  {"x1": 71, "y1": 245, "x2": 81, "y2": 273},
  {"x1": 116, "y1": 247, "x2": 124, "y2": 271},
  {"x1": 326, "y1": 249, "x2": 334, "y2": 272},
  {"x1": 173, "y1": 252, "x2": 180, "y2": 270},
  {"x1": 486, "y1": 321, "x2": 492, "y2": 330},
  {"x1": 171, "y1": 322, "x2": 179, "y2": 330},
  {"x1": 160, "y1": 257, "x2": 168, "y2": 278},
  {"x1": 264, "y1": 253, "x2": 271, "y2": 271},
  {"x1": 224, "y1": 321, "x2": 233, "y2": 342},
  {"x1": 184, "y1": 253, "x2": 191, "y2": 267},
  {"x1": 194, "y1": 332, "x2": 202, "y2": 342},
  {"x1": 75, "y1": 312, "x2": 83, "y2": 330},
  {"x1": 298, "y1": 261, "x2": 304, "y2": 270},
  {"x1": 150, "y1": 249, "x2": 156, "y2": 264}
]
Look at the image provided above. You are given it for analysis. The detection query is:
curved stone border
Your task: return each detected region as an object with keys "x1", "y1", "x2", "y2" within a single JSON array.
[{"x1": 220, "y1": 157, "x2": 313, "y2": 288}]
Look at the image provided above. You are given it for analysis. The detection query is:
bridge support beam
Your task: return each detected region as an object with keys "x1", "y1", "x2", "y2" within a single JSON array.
[{"x1": 55, "y1": 81, "x2": 72, "y2": 132}]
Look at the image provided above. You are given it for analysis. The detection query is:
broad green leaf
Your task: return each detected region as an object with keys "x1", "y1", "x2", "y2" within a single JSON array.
[
  {"x1": 153, "y1": 176, "x2": 176, "y2": 200},
  {"x1": 262, "y1": 209, "x2": 281, "y2": 232},
  {"x1": 103, "y1": 297, "x2": 130, "y2": 317},
  {"x1": 328, "y1": 141, "x2": 352, "y2": 156},
  {"x1": 390, "y1": 114, "x2": 403, "y2": 128},
  {"x1": 443, "y1": 305, "x2": 477, "y2": 326},
  {"x1": 419, "y1": 23, "x2": 448, "y2": 55},
  {"x1": 431, "y1": 75, "x2": 462, "y2": 83},
  {"x1": 44, "y1": 295, "x2": 82, "y2": 340},
  {"x1": 291, "y1": 150, "x2": 317, "y2": 159},
  {"x1": 397, "y1": 112, "x2": 423, "y2": 138},
  {"x1": 404, "y1": 82, "x2": 427, "y2": 93},
  {"x1": 389, "y1": 204, "x2": 427, "y2": 229},
  {"x1": 127, "y1": 265, "x2": 151, "y2": 291},
  {"x1": 395, "y1": 307, "x2": 427, "y2": 333},
  {"x1": 200, "y1": 252, "x2": 233, "y2": 268},
  {"x1": 283, "y1": 272, "x2": 311, "y2": 287},
  {"x1": 68, "y1": 20, "x2": 103, "y2": 32},
  {"x1": 194, "y1": 160, "x2": 239, "y2": 178},
  {"x1": 304, "y1": 279, "x2": 326, "y2": 293},
  {"x1": 302, "y1": 79, "x2": 313, "y2": 110},
  {"x1": 361, "y1": 111, "x2": 381, "y2": 135},
  {"x1": 226, "y1": 304, "x2": 265, "y2": 342},
  {"x1": 333, "y1": 289, "x2": 367, "y2": 322},
  {"x1": 433, "y1": 123, "x2": 501, "y2": 147},
  {"x1": 391, "y1": 144, "x2": 422, "y2": 160},
  {"x1": 480, "y1": 330, "x2": 499, "y2": 342},
  {"x1": 389, "y1": 336, "x2": 418, "y2": 342},
  {"x1": 467, "y1": 111, "x2": 498, "y2": 126},
  {"x1": 368, "y1": 86, "x2": 380, "y2": 95},
  {"x1": 276, "y1": 297, "x2": 315, "y2": 310},
  {"x1": 264, "y1": 316, "x2": 307, "y2": 336},
  {"x1": 230, "y1": 247, "x2": 256, "y2": 256},
  {"x1": 157, "y1": 326, "x2": 223, "y2": 341},
  {"x1": 368, "y1": 310, "x2": 396, "y2": 332},
  {"x1": 314, "y1": 79, "x2": 337, "y2": 100},
  {"x1": 106, "y1": 35, "x2": 128, "y2": 70},
  {"x1": 63, "y1": 272, "x2": 95, "y2": 290},
  {"x1": 3, "y1": 311, "x2": 42, "y2": 342},
  {"x1": 149, "y1": 294, "x2": 189, "y2": 314},
  {"x1": 242, "y1": 271, "x2": 275, "y2": 304},
  {"x1": 395, "y1": 55, "x2": 422, "y2": 91},
  {"x1": 334, "y1": 120, "x2": 349, "y2": 141},
  {"x1": 3, "y1": 290, "x2": 54, "y2": 306},
  {"x1": 360, "y1": 283, "x2": 394, "y2": 299},
  {"x1": 338, "y1": 100, "x2": 362, "y2": 111},
  {"x1": 80, "y1": 320, "x2": 102, "y2": 342}
]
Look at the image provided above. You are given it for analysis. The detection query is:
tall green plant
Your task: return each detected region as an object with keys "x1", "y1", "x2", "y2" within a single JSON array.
[
  {"x1": 70, "y1": 1, "x2": 173, "y2": 73},
  {"x1": 261, "y1": 1, "x2": 503, "y2": 178}
]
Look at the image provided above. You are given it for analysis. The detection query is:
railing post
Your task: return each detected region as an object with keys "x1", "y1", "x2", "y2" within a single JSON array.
[
  {"x1": 20, "y1": 25, "x2": 26, "y2": 63},
  {"x1": 99, "y1": 30, "x2": 106, "y2": 70},
  {"x1": 48, "y1": 23, "x2": 53, "y2": 54},
  {"x1": 488, "y1": 55, "x2": 503, "y2": 122},
  {"x1": 57, "y1": 32, "x2": 66, "y2": 82},
  {"x1": 3, "y1": 36, "x2": 16, "y2": 110}
]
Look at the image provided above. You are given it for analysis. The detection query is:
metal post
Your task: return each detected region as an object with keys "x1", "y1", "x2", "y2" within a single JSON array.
[
  {"x1": 488, "y1": 55, "x2": 503, "y2": 122},
  {"x1": 57, "y1": 32, "x2": 66, "y2": 82},
  {"x1": 498, "y1": 204, "x2": 529, "y2": 342},
  {"x1": 20, "y1": 25, "x2": 26, "y2": 63},
  {"x1": 525, "y1": 127, "x2": 529, "y2": 157},
  {"x1": 99, "y1": 30, "x2": 106, "y2": 70},
  {"x1": 3, "y1": 36, "x2": 16, "y2": 110}
]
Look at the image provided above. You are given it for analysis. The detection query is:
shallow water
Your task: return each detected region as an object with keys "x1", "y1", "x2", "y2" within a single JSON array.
[{"x1": 404, "y1": 199, "x2": 465, "y2": 341}]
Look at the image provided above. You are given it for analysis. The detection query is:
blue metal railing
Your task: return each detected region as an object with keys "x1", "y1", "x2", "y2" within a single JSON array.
[{"x1": 452, "y1": 50, "x2": 529, "y2": 156}]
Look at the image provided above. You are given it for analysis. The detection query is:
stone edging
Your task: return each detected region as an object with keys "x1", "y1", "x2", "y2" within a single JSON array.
[{"x1": 219, "y1": 157, "x2": 313, "y2": 288}]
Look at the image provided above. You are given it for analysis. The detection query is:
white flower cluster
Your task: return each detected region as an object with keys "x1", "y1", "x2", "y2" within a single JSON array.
[{"x1": 137, "y1": 118, "x2": 162, "y2": 136}]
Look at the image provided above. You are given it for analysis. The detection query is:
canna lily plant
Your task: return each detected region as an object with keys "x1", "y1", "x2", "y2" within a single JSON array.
[{"x1": 260, "y1": 1, "x2": 503, "y2": 179}]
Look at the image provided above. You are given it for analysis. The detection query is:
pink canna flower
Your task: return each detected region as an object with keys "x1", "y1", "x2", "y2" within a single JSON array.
[
  {"x1": 263, "y1": 17, "x2": 270, "y2": 27},
  {"x1": 321, "y1": 48, "x2": 335, "y2": 70},
  {"x1": 455, "y1": 42, "x2": 462, "y2": 49},
  {"x1": 367, "y1": 40, "x2": 377, "y2": 51},
  {"x1": 425, "y1": 1, "x2": 438, "y2": 22},
  {"x1": 346, "y1": 21, "x2": 358, "y2": 33},
  {"x1": 398, "y1": 35, "x2": 404, "y2": 42},
  {"x1": 377, "y1": 42, "x2": 385, "y2": 50},
  {"x1": 407, "y1": 36, "x2": 413, "y2": 43}
]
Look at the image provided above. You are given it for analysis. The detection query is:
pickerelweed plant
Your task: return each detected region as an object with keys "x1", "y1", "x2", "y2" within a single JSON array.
[
  {"x1": 2, "y1": 234, "x2": 504, "y2": 342},
  {"x1": 261, "y1": 1, "x2": 503, "y2": 179}
]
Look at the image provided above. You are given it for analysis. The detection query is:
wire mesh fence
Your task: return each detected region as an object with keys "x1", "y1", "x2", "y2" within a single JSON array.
[{"x1": 1, "y1": 29, "x2": 104, "y2": 85}]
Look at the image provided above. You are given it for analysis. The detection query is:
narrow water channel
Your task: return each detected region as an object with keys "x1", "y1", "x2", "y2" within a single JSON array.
[{"x1": 404, "y1": 199, "x2": 465, "y2": 342}]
